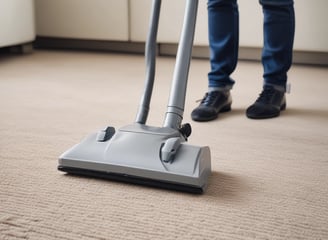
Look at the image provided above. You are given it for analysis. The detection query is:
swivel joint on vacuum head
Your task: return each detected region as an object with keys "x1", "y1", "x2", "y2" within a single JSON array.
[
  {"x1": 160, "y1": 137, "x2": 182, "y2": 163},
  {"x1": 179, "y1": 123, "x2": 192, "y2": 140}
]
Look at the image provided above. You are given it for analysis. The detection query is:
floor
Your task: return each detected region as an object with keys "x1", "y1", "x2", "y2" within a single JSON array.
[{"x1": 0, "y1": 50, "x2": 328, "y2": 239}]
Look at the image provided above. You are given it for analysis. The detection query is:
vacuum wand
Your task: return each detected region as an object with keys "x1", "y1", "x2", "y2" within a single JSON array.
[
  {"x1": 135, "y1": 0, "x2": 161, "y2": 124},
  {"x1": 163, "y1": 0, "x2": 198, "y2": 129}
]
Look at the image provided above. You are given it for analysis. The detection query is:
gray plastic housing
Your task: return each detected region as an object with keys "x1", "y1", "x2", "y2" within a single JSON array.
[{"x1": 59, "y1": 124, "x2": 211, "y2": 192}]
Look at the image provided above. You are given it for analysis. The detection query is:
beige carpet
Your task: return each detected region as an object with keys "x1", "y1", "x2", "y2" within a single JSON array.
[{"x1": 1, "y1": 50, "x2": 328, "y2": 240}]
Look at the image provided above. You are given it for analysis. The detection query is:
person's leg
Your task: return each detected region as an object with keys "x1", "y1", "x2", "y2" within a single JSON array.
[
  {"x1": 191, "y1": 0, "x2": 238, "y2": 122},
  {"x1": 208, "y1": 0, "x2": 239, "y2": 90},
  {"x1": 246, "y1": 0, "x2": 295, "y2": 119},
  {"x1": 261, "y1": 0, "x2": 295, "y2": 89}
]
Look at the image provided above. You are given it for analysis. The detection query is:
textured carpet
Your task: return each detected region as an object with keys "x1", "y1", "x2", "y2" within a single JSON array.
[{"x1": 1, "y1": 50, "x2": 328, "y2": 240}]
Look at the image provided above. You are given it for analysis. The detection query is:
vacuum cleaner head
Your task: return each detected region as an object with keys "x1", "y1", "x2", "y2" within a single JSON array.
[
  {"x1": 58, "y1": 0, "x2": 211, "y2": 194},
  {"x1": 58, "y1": 124, "x2": 211, "y2": 193}
]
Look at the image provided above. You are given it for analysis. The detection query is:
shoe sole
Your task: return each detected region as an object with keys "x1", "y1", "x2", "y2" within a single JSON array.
[
  {"x1": 192, "y1": 104, "x2": 232, "y2": 122},
  {"x1": 246, "y1": 103, "x2": 286, "y2": 120}
]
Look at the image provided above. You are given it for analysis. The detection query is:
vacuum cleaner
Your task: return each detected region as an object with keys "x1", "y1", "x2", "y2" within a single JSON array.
[{"x1": 58, "y1": 0, "x2": 211, "y2": 194}]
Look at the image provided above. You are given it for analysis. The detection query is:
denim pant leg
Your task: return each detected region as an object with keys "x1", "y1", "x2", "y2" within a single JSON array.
[
  {"x1": 260, "y1": 0, "x2": 295, "y2": 89},
  {"x1": 207, "y1": 0, "x2": 239, "y2": 89}
]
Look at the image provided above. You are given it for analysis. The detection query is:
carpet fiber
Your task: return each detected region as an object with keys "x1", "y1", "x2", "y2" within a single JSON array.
[{"x1": 1, "y1": 50, "x2": 328, "y2": 239}]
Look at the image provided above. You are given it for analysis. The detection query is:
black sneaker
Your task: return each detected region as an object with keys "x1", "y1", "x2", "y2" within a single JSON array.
[
  {"x1": 246, "y1": 85, "x2": 286, "y2": 119},
  {"x1": 191, "y1": 91, "x2": 232, "y2": 122}
]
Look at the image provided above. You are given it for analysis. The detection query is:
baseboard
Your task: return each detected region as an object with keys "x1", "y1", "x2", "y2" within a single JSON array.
[
  {"x1": 0, "y1": 42, "x2": 34, "y2": 54},
  {"x1": 159, "y1": 43, "x2": 328, "y2": 66},
  {"x1": 34, "y1": 37, "x2": 328, "y2": 66},
  {"x1": 34, "y1": 37, "x2": 147, "y2": 55}
]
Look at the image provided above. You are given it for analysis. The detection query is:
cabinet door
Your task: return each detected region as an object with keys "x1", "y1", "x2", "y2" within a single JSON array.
[
  {"x1": 35, "y1": 0, "x2": 129, "y2": 41},
  {"x1": 129, "y1": 0, "x2": 151, "y2": 42},
  {"x1": 239, "y1": 0, "x2": 328, "y2": 52},
  {"x1": 0, "y1": 0, "x2": 35, "y2": 47},
  {"x1": 152, "y1": 0, "x2": 262, "y2": 47},
  {"x1": 130, "y1": 0, "x2": 208, "y2": 45},
  {"x1": 293, "y1": 0, "x2": 327, "y2": 52},
  {"x1": 130, "y1": 0, "x2": 328, "y2": 53}
]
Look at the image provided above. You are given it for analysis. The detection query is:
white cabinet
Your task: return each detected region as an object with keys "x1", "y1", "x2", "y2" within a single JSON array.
[
  {"x1": 129, "y1": 0, "x2": 150, "y2": 42},
  {"x1": 0, "y1": 0, "x2": 35, "y2": 48},
  {"x1": 237, "y1": 0, "x2": 328, "y2": 52},
  {"x1": 35, "y1": 0, "x2": 129, "y2": 41},
  {"x1": 129, "y1": 0, "x2": 208, "y2": 45},
  {"x1": 130, "y1": 0, "x2": 328, "y2": 52},
  {"x1": 157, "y1": 0, "x2": 208, "y2": 45},
  {"x1": 34, "y1": 0, "x2": 328, "y2": 53},
  {"x1": 293, "y1": 0, "x2": 327, "y2": 52}
]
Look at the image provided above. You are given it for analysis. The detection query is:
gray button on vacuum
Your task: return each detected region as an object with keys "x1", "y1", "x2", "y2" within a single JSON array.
[{"x1": 97, "y1": 126, "x2": 115, "y2": 142}]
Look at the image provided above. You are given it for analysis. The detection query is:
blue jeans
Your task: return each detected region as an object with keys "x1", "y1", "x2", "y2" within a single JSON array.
[{"x1": 208, "y1": 0, "x2": 295, "y2": 90}]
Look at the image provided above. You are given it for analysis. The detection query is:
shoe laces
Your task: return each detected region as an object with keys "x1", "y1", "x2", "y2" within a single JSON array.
[
  {"x1": 197, "y1": 91, "x2": 220, "y2": 105},
  {"x1": 256, "y1": 86, "x2": 276, "y2": 104}
]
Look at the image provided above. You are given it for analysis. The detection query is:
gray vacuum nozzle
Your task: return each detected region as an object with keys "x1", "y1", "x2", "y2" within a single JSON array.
[{"x1": 58, "y1": 0, "x2": 211, "y2": 194}]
